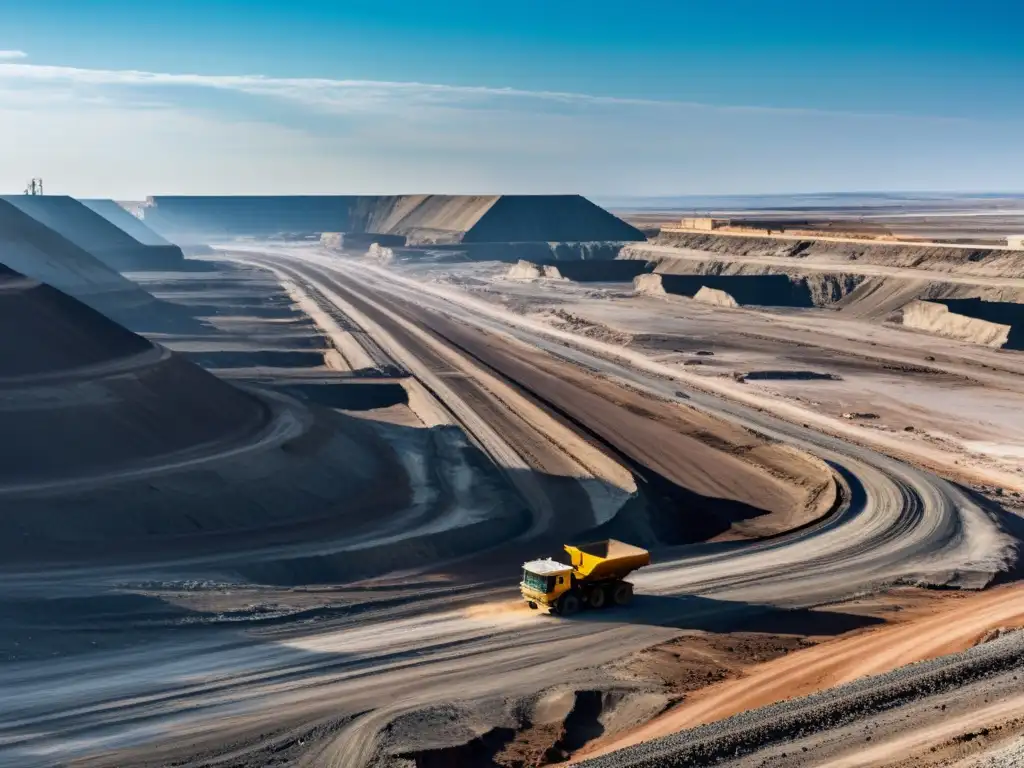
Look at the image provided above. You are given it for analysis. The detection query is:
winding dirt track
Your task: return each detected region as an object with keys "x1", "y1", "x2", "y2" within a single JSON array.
[{"x1": 0, "y1": 246, "x2": 1014, "y2": 768}]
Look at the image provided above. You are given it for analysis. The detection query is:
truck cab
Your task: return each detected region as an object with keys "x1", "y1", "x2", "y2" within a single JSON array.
[{"x1": 520, "y1": 558, "x2": 573, "y2": 610}]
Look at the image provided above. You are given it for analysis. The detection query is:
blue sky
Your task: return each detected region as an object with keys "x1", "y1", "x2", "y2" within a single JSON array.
[{"x1": 0, "y1": 0, "x2": 1021, "y2": 197}]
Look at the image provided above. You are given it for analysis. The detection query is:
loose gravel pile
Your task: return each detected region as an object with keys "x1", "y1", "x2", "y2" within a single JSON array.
[{"x1": 579, "y1": 630, "x2": 1024, "y2": 767}]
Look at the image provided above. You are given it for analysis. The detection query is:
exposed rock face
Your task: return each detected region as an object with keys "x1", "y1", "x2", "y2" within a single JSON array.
[
  {"x1": 367, "y1": 243, "x2": 397, "y2": 263},
  {"x1": 694, "y1": 286, "x2": 739, "y2": 308},
  {"x1": 505, "y1": 260, "x2": 563, "y2": 280},
  {"x1": 320, "y1": 232, "x2": 344, "y2": 250},
  {"x1": 634, "y1": 273, "x2": 667, "y2": 296},
  {"x1": 653, "y1": 230, "x2": 1024, "y2": 278},
  {"x1": 901, "y1": 300, "x2": 1011, "y2": 348}
]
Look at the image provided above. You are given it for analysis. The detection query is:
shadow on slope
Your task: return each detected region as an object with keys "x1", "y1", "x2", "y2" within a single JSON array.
[{"x1": 568, "y1": 593, "x2": 883, "y2": 634}]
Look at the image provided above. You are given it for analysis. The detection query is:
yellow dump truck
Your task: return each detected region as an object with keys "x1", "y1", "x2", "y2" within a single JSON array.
[{"x1": 520, "y1": 539, "x2": 651, "y2": 615}]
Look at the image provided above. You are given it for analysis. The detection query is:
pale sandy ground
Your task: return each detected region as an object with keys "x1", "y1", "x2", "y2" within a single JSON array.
[
  {"x1": 429, "y1": 267, "x2": 1024, "y2": 492},
  {"x1": 577, "y1": 584, "x2": 1024, "y2": 761}
]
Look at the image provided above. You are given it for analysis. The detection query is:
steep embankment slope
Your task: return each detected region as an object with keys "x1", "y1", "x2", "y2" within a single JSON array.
[
  {"x1": 3, "y1": 195, "x2": 186, "y2": 270},
  {"x1": 0, "y1": 264, "x2": 268, "y2": 486},
  {"x1": 0, "y1": 200, "x2": 186, "y2": 330},
  {"x1": 144, "y1": 194, "x2": 646, "y2": 245},
  {"x1": 625, "y1": 234, "x2": 1024, "y2": 326},
  {"x1": 461, "y1": 195, "x2": 645, "y2": 243},
  {"x1": 0, "y1": 265, "x2": 401, "y2": 564},
  {"x1": 348, "y1": 194, "x2": 499, "y2": 244},
  {"x1": 80, "y1": 199, "x2": 175, "y2": 246}
]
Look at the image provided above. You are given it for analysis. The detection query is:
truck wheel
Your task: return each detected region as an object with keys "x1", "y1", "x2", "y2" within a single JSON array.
[
  {"x1": 588, "y1": 586, "x2": 607, "y2": 609},
  {"x1": 557, "y1": 592, "x2": 580, "y2": 616},
  {"x1": 612, "y1": 582, "x2": 633, "y2": 606}
]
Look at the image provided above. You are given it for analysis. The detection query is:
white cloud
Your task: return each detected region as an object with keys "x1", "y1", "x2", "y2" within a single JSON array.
[
  {"x1": 0, "y1": 50, "x2": 27, "y2": 60},
  {"x1": 0, "y1": 58, "x2": 1020, "y2": 198},
  {"x1": 0, "y1": 60, "x2": 980, "y2": 122}
]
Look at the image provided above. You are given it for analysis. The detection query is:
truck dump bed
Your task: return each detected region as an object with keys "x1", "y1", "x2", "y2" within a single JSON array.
[{"x1": 564, "y1": 539, "x2": 651, "y2": 581}]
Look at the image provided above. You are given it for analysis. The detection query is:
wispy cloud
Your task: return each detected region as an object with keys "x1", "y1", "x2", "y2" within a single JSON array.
[
  {"x1": 0, "y1": 50, "x2": 27, "y2": 60},
  {"x1": 0, "y1": 60, "x2": 980, "y2": 123},
  {"x1": 0, "y1": 58, "x2": 1019, "y2": 198}
]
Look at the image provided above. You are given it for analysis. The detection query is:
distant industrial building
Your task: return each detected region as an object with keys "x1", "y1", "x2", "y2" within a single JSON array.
[{"x1": 679, "y1": 217, "x2": 730, "y2": 231}]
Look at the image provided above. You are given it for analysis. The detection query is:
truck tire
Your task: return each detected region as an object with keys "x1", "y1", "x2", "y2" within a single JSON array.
[
  {"x1": 557, "y1": 592, "x2": 581, "y2": 616},
  {"x1": 588, "y1": 586, "x2": 607, "y2": 609},
  {"x1": 612, "y1": 582, "x2": 633, "y2": 606}
]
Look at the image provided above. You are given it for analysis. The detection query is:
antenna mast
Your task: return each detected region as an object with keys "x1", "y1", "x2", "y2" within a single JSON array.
[{"x1": 24, "y1": 178, "x2": 44, "y2": 196}]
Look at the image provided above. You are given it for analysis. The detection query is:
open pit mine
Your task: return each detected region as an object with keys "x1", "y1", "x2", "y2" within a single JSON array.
[{"x1": 1, "y1": 192, "x2": 1024, "y2": 768}]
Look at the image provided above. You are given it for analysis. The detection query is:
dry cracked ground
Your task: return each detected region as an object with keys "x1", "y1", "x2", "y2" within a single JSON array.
[{"x1": 4, "y1": 222, "x2": 1024, "y2": 768}]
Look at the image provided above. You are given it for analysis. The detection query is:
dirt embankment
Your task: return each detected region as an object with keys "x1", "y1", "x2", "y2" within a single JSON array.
[
  {"x1": 2, "y1": 195, "x2": 187, "y2": 271},
  {"x1": 623, "y1": 241, "x2": 1024, "y2": 335},
  {"x1": 901, "y1": 300, "x2": 1014, "y2": 348},
  {"x1": 626, "y1": 254, "x2": 866, "y2": 307},
  {"x1": 420, "y1": 315, "x2": 835, "y2": 543},
  {"x1": 632, "y1": 272, "x2": 820, "y2": 308},
  {"x1": 0, "y1": 263, "x2": 451, "y2": 572},
  {"x1": 578, "y1": 585, "x2": 1024, "y2": 764},
  {"x1": 506, "y1": 260, "x2": 565, "y2": 280},
  {"x1": 0, "y1": 200, "x2": 194, "y2": 332},
  {"x1": 653, "y1": 231, "x2": 1024, "y2": 279}
]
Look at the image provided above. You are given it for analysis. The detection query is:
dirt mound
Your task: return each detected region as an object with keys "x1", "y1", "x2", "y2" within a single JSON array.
[
  {"x1": 506, "y1": 260, "x2": 564, "y2": 280},
  {"x1": 462, "y1": 195, "x2": 644, "y2": 244},
  {"x1": 901, "y1": 300, "x2": 1019, "y2": 349},
  {"x1": 144, "y1": 195, "x2": 644, "y2": 245},
  {"x1": 0, "y1": 266, "x2": 521, "y2": 570},
  {"x1": 0, "y1": 264, "x2": 267, "y2": 486},
  {"x1": 693, "y1": 286, "x2": 738, "y2": 308},
  {"x1": 537, "y1": 309, "x2": 634, "y2": 345},
  {"x1": 0, "y1": 200, "x2": 186, "y2": 330},
  {"x1": 3, "y1": 196, "x2": 186, "y2": 271},
  {"x1": 0, "y1": 266, "x2": 151, "y2": 376},
  {"x1": 634, "y1": 274, "x2": 667, "y2": 296}
]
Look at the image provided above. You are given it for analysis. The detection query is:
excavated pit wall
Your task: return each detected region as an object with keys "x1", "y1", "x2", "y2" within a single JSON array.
[
  {"x1": 636, "y1": 272, "x2": 815, "y2": 308},
  {"x1": 623, "y1": 244, "x2": 1024, "y2": 322},
  {"x1": 359, "y1": 241, "x2": 637, "y2": 271},
  {"x1": 906, "y1": 298, "x2": 1024, "y2": 349},
  {"x1": 901, "y1": 300, "x2": 1013, "y2": 348},
  {"x1": 654, "y1": 230, "x2": 1024, "y2": 278},
  {"x1": 623, "y1": 248, "x2": 868, "y2": 307}
]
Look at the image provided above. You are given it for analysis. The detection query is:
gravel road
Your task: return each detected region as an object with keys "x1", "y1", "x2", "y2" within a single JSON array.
[{"x1": 0, "y1": 244, "x2": 1016, "y2": 767}]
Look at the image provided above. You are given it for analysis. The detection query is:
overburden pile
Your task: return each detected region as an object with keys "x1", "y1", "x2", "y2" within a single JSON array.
[
  {"x1": 0, "y1": 263, "x2": 268, "y2": 484},
  {"x1": 2, "y1": 195, "x2": 187, "y2": 271},
  {"x1": 142, "y1": 194, "x2": 646, "y2": 245}
]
